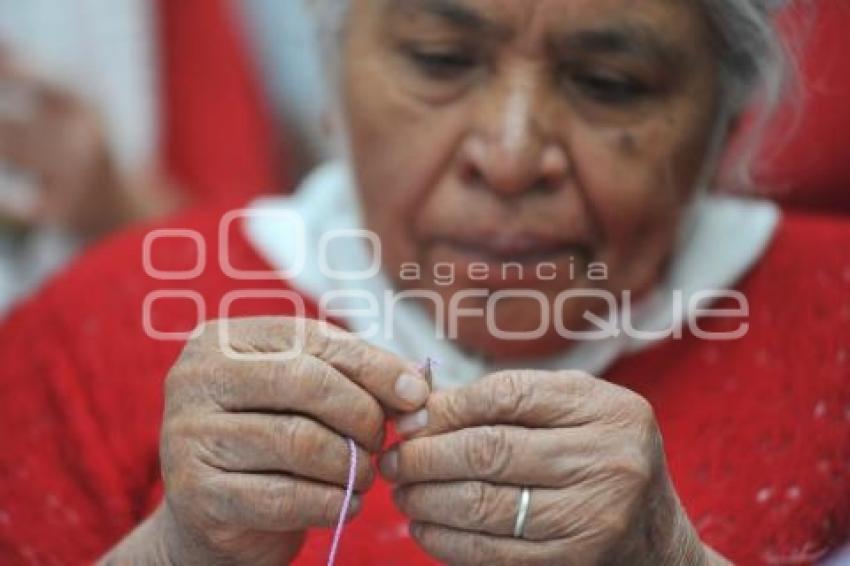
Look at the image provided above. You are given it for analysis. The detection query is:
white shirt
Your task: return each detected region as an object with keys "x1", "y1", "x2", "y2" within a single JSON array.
[{"x1": 246, "y1": 160, "x2": 781, "y2": 389}]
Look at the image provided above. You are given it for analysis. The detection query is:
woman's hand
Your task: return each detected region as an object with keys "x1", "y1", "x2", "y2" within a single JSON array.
[
  {"x1": 381, "y1": 370, "x2": 726, "y2": 566},
  {"x1": 101, "y1": 317, "x2": 430, "y2": 566}
]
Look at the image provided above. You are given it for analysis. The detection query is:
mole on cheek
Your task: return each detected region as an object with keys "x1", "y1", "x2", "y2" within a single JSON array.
[{"x1": 618, "y1": 132, "x2": 639, "y2": 156}]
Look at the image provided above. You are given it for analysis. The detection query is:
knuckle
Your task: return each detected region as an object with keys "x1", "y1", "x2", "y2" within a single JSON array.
[
  {"x1": 555, "y1": 370, "x2": 597, "y2": 396},
  {"x1": 305, "y1": 320, "x2": 334, "y2": 356},
  {"x1": 278, "y1": 417, "x2": 312, "y2": 463},
  {"x1": 321, "y1": 334, "x2": 375, "y2": 379},
  {"x1": 165, "y1": 350, "x2": 207, "y2": 397},
  {"x1": 628, "y1": 393, "x2": 656, "y2": 425},
  {"x1": 611, "y1": 387, "x2": 652, "y2": 420},
  {"x1": 269, "y1": 480, "x2": 298, "y2": 523},
  {"x1": 317, "y1": 488, "x2": 343, "y2": 525},
  {"x1": 160, "y1": 430, "x2": 190, "y2": 488},
  {"x1": 196, "y1": 319, "x2": 235, "y2": 351},
  {"x1": 404, "y1": 440, "x2": 431, "y2": 477},
  {"x1": 196, "y1": 318, "x2": 220, "y2": 340},
  {"x1": 161, "y1": 415, "x2": 195, "y2": 447},
  {"x1": 283, "y1": 352, "x2": 311, "y2": 380},
  {"x1": 206, "y1": 359, "x2": 239, "y2": 404},
  {"x1": 437, "y1": 391, "x2": 468, "y2": 429},
  {"x1": 170, "y1": 417, "x2": 235, "y2": 472},
  {"x1": 605, "y1": 385, "x2": 656, "y2": 426},
  {"x1": 487, "y1": 372, "x2": 532, "y2": 418},
  {"x1": 606, "y1": 449, "x2": 654, "y2": 492},
  {"x1": 199, "y1": 428, "x2": 237, "y2": 469},
  {"x1": 465, "y1": 427, "x2": 512, "y2": 479},
  {"x1": 466, "y1": 482, "x2": 491, "y2": 527},
  {"x1": 190, "y1": 473, "x2": 231, "y2": 526},
  {"x1": 562, "y1": 369, "x2": 596, "y2": 385},
  {"x1": 342, "y1": 340, "x2": 371, "y2": 375},
  {"x1": 307, "y1": 320, "x2": 353, "y2": 362},
  {"x1": 621, "y1": 393, "x2": 663, "y2": 453},
  {"x1": 287, "y1": 355, "x2": 329, "y2": 399}
]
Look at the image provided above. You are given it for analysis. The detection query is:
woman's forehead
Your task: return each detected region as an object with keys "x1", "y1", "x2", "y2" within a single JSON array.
[
  {"x1": 369, "y1": 0, "x2": 707, "y2": 56},
  {"x1": 375, "y1": 0, "x2": 702, "y2": 32}
]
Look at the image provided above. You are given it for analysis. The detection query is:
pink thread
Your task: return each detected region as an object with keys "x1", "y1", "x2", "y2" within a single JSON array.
[
  {"x1": 328, "y1": 437, "x2": 357, "y2": 566},
  {"x1": 328, "y1": 359, "x2": 435, "y2": 564}
]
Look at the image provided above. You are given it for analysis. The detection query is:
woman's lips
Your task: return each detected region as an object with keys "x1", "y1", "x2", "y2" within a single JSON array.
[
  {"x1": 427, "y1": 235, "x2": 593, "y2": 288},
  {"x1": 432, "y1": 234, "x2": 592, "y2": 264}
]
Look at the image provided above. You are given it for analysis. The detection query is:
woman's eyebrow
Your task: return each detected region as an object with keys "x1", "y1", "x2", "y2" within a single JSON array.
[
  {"x1": 386, "y1": 0, "x2": 506, "y2": 36},
  {"x1": 554, "y1": 25, "x2": 682, "y2": 65}
]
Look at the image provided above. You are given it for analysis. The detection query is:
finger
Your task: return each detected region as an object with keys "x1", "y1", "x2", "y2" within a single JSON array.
[
  {"x1": 172, "y1": 352, "x2": 386, "y2": 452},
  {"x1": 396, "y1": 482, "x2": 581, "y2": 541},
  {"x1": 205, "y1": 317, "x2": 431, "y2": 412},
  {"x1": 186, "y1": 413, "x2": 374, "y2": 492},
  {"x1": 409, "y1": 523, "x2": 572, "y2": 566},
  {"x1": 197, "y1": 471, "x2": 362, "y2": 532},
  {"x1": 396, "y1": 369, "x2": 618, "y2": 438},
  {"x1": 301, "y1": 318, "x2": 431, "y2": 411},
  {"x1": 381, "y1": 426, "x2": 605, "y2": 487}
]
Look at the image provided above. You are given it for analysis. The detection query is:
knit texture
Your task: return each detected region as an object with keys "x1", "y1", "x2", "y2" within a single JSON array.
[{"x1": 0, "y1": 205, "x2": 848, "y2": 565}]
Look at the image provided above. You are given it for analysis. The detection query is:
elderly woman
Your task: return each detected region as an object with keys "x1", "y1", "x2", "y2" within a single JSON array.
[{"x1": 1, "y1": 0, "x2": 849, "y2": 564}]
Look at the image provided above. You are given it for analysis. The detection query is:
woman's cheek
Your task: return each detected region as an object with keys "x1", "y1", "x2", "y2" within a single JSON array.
[
  {"x1": 567, "y1": 126, "x2": 687, "y2": 293},
  {"x1": 349, "y1": 103, "x2": 479, "y2": 274}
]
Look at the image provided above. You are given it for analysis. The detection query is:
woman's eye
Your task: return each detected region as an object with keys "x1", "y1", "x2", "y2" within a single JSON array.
[
  {"x1": 569, "y1": 71, "x2": 650, "y2": 104},
  {"x1": 406, "y1": 48, "x2": 477, "y2": 80}
]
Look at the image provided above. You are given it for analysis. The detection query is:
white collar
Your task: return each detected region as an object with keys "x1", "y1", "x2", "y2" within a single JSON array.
[{"x1": 246, "y1": 161, "x2": 780, "y2": 389}]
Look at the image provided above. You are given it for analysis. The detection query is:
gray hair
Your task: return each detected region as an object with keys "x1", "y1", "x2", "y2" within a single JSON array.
[
  {"x1": 307, "y1": 0, "x2": 799, "y2": 189},
  {"x1": 703, "y1": 0, "x2": 800, "y2": 188}
]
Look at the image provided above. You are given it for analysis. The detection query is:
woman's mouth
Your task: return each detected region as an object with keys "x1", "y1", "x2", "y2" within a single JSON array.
[
  {"x1": 427, "y1": 234, "x2": 594, "y2": 288},
  {"x1": 435, "y1": 233, "x2": 592, "y2": 263}
]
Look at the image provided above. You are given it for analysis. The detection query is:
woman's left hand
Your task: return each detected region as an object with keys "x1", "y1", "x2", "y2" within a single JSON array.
[{"x1": 380, "y1": 370, "x2": 720, "y2": 566}]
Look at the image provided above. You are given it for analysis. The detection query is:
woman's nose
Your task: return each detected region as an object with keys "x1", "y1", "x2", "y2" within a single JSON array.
[{"x1": 461, "y1": 84, "x2": 569, "y2": 197}]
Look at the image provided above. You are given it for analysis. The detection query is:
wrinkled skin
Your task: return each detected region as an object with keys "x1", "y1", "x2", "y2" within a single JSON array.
[
  {"x1": 103, "y1": 318, "x2": 724, "y2": 565},
  {"x1": 104, "y1": 318, "x2": 430, "y2": 565},
  {"x1": 343, "y1": 0, "x2": 721, "y2": 359},
  {"x1": 103, "y1": 0, "x2": 735, "y2": 563},
  {"x1": 341, "y1": 1, "x2": 727, "y2": 562},
  {"x1": 386, "y1": 370, "x2": 709, "y2": 565}
]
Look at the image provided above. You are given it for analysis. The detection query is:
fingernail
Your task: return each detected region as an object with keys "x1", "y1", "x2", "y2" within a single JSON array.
[
  {"x1": 379, "y1": 450, "x2": 399, "y2": 480},
  {"x1": 395, "y1": 372, "x2": 429, "y2": 406},
  {"x1": 396, "y1": 409, "x2": 429, "y2": 435}
]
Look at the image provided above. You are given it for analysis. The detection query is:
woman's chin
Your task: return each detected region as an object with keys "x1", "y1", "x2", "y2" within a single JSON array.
[{"x1": 451, "y1": 325, "x2": 578, "y2": 362}]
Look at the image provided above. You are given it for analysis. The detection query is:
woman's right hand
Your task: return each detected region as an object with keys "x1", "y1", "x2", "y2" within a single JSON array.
[{"x1": 105, "y1": 316, "x2": 430, "y2": 565}]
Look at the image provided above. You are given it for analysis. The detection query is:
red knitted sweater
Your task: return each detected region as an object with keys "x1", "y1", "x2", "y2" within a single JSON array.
[{"x1": 0, "y1": 204, "x2": 849, "y2": 565}]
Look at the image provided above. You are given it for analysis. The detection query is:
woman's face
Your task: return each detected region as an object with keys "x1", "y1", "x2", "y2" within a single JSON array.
[{"x1": 341, "y1": 0, "x2": 722, "y2": 359}]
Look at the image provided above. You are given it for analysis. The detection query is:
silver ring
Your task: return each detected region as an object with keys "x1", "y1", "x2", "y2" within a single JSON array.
[{"x1": 513, "y1": 487, "x2": 531, "y2": 538}]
